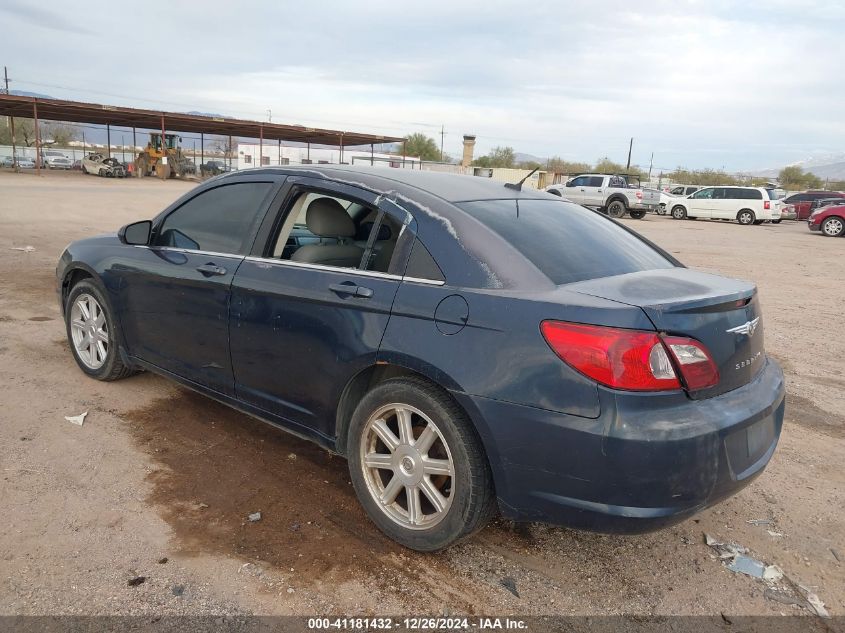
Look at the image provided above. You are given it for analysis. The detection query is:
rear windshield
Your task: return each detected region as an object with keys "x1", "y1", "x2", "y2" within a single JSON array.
[
  {"x1": 458, "y1": 199, "x2": 675, "y2": 285},
  {"x1": 766, "y1": 188, "x2": 785, "y2": 200}
]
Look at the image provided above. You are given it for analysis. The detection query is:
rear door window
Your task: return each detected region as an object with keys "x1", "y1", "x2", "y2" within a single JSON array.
[
  {"x1": 458, "y1": 199, "x2": 674, "y2": 285},
  {"x1": 155, "y1": 182, "x2": 273, "y2": 253}
]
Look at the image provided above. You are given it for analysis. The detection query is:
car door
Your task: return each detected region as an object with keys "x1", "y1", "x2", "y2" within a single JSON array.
[
  {"x1": 709, "y1": 187, "x2": 734, "y2": 219},
  {"x1": 686, "y1": 187, "x2": 714, "y2": 218},
  {"x1": 581, "y1": 175, "x2": 608, "y2": 207},
  {"x1": 228, "y1": 176, "x2": 413, "y2": 439},
  {"x1": 562, "y1": 176, "x2": 588, "y2": 204},
  {"x1": 118, "y1": 176, "x2": 281, "y2": 395}
]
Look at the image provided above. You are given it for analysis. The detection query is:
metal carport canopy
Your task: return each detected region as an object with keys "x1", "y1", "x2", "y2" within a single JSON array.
[{"x1": 0, "y1": 94, "x2": 405, "y2": 146}]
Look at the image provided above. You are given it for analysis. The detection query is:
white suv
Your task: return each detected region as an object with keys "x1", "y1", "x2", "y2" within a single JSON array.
[{"x1": 668, "y1": 186, "x2": 783, "y2": 225}]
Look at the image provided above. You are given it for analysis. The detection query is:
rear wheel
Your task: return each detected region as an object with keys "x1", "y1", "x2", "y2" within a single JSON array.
[
  {"x1": 606, "y1": 199, "x2": 626, "y2": 218},
  {"x1": 671, "y1": 205, "x2": 687, "y2": 220},
  {"x1": 737, "y1": 209, "x2": 755, "y2": 225},
  {"x1": 772, "y1": 219, "x2": 782, "y2": 224},
  {"x1": 628, "y1": 209, "x2": 646, "y2": 220},
  {"x1": 65, "y1": 280, "x2": 135, "y2": 381},
  {"x1": 822, "y1": 216, "x2": 845, "y2": 237},
  {"x1": 347, "y1": 377, "x2": 495, "y2": 551}
]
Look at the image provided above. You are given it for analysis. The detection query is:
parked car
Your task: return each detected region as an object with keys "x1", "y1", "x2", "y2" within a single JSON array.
[
  {"x1": 56, "y1": 166, "x2": 785, "y2": 551},
  {"x1": 82, "y1": 154, "x2": 126, "y2": 177},
  {"x1": 782, "y1": 190, "x2": 845, "y2": 220},
  {"x1": 200, "y1": 160, "x2": 231, "y2": 176},
  {"x1": 546, "y1": 174, "x2": 660, "y2": 219},
  {"x1": 2, "y1": 155, "x2": 35, "y2": 169},
  {"x1": 808, "y1": 202, "x2": 845, "y2": 237},
  {"x1": 668, "y1": 186, "x2": 783, "y2": 224},
  {"x1": 808, "y1": 197, "x2": 845, "y2": 214},
  {"x1": 658, "y1": 185, "x2": 701, "y2": 214},
  {"x1": 42, "y1": 150, "x2": 73, "y2": 169}
]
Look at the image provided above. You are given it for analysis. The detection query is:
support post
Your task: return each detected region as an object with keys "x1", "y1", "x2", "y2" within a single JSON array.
[
  {"x1": 200, "y1": 132, "x2": 204, "y2": 167},
  {"x1": 402, "y1": 139, "x2": 406, "y2": 168},
  {"x1": 132, "y1": 127, "x2": 136, "y2": 153},
  {"x1": 626, "y1": 137, "x2": 633, "y2": 170},
  {"x1": 259, "y1": 125, "x2": 264, "y2": 167},
  {"x1": 339, "y1": 134, "x2": 344, "y2": 164},
  {"x1": 370, "y1": 143, "x2": 374, "y2": 166},
  {"x1": 106, "y1": 124, "x2": 111, "y2": 159},
  {"x1": 33, "y1": 101, "x2": 40, "y2": 173},
  {"x1": 228, "y1": 135, "x2": 233, "y2": 169},
  {"x1": 307, "y1": 141, "x2": 310, "y2": 162},
  {"x1": 278, "y1": 139, "x2": 281, "y2": 166}
]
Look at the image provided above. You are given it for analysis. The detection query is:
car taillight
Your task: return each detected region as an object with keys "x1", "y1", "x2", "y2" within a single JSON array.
[
  {"x1": 764, "y1": 201, "x2": 771, "y2": 209},
  {"x1": 636, "y1": 191, "x2": 643, "y2": 199},
  {"x1": 540, "y1": 321, "x2": 719, "y2": 392}
]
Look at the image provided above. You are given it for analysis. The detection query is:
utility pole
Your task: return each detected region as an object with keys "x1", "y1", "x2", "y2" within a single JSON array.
[
  {"x1": 440, "y1": 125, "x2": 445, "y2": 162},
  {"x1": 267, "y1": 109, "x2": 272, "y2": 123},
  {"x1": 4, "y1": 66, "x2": 18, "y2": 167},
  {"x1": 626, "y1": 137, "x2": 633, "y2": 170},
  {"x1": 648, "y1": 152, "x2": 654, "y2": 181}
]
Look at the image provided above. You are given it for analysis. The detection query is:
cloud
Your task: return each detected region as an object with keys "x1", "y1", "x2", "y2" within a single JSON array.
[{"x1": 2, "y1": 0, "x2": 844, "y2": 170}]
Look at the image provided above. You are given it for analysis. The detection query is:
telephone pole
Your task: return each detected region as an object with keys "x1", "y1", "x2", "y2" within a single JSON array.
[
  {"x1": 440, "y1": 125, "x2": 445, "y2": 162},
  {"x1": 4, "y1": 66, "x2": 18, "y2": 167},
  {"x1": 626, "y1": 137, "x2": 633, "y2": 170},
  {"x1": 648, "y1": 152, "x2": 654, "y2": 180}
]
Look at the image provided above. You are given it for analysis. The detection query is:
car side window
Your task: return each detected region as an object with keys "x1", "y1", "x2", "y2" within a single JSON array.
[
  {"x1": 588, "y1": 176, "x2": 605, "y2": 187},
  {"x1": 268, "y1": 189, "x2": 403, "y2": 273},
  {"x1": 155, "y1": 182, "x2": 273, "y2": 254},
  {"x1": 404, "y1": 239, "x2": 445, "y2": 283},
  {"x1": 692, "y1": 188, "x2": 714, "y2": 199},
  {"x1": 670, "y1": 186, "x2": 684, "y2": 195},
  {"x1": 568, "y1": 176, "x2": 587, "y2": 187}
]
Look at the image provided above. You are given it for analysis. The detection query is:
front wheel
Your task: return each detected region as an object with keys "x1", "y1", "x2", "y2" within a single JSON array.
[
  {"x1": 822, "y1": 216, "x2": 845, "y2": 237},
  {"x1": 347, "y1": 377, "x2": 495, "y2": 551},
  {"x1": 671, "y1": 205, "x2": 687, "y2": 220},
  {"x1": 606, "y1": 199, "x2": 626, "y2": 218},
  {"x1": 65, "y1": 280, "x2": 135, "y2": 381}
]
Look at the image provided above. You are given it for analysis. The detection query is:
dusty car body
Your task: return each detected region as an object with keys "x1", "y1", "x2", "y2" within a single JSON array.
[
  {"x1": 56, "y1": 166, "x2": 785, "y2": 551},
  {"x1": 82, "y1": 154, "x2": 126, "y2": 177}
]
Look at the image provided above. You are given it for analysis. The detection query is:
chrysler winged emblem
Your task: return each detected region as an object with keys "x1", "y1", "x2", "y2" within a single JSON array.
[{"x1": 726, "y1": 317, "x2": 760, "y2": 337}]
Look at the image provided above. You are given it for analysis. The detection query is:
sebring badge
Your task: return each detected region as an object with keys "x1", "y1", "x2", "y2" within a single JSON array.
[{"x1": 726, "y1": 316, "x2": 760, "y2": 337}]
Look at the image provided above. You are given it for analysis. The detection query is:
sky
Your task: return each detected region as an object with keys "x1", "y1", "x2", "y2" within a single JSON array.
[{"x1": 2, "y1": 0, "x2": 845, "y2": 172}]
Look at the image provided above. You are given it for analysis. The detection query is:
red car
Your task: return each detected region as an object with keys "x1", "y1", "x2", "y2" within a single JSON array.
[
  {"x1": 783, "y1": 190, "x2": 845, "y2": 220},
  {"x1": 808, "y1": 203, "x2": 845, "y2": 237}
]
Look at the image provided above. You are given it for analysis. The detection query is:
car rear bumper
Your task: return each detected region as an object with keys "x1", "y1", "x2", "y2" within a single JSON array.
[{"x1": 455, "y1": 357, "x2": 785, "y2": 533}]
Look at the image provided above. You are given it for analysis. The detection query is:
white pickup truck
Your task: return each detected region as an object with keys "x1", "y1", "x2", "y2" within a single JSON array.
[{"x1": 546, "y1": 174, "x2": 660, "y2": 219}]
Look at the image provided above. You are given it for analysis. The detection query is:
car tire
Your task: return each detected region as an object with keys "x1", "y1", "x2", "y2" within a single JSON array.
[
  {"x1": 671, "y1": 205, "x2": 687, "y2": 220},
  {"x1": 347, "y1": 377, "x2": 496, "y2": 551},
  {"x1": 65, "y1": 279, "x2": 135, "y2": 381},
  {"x1": 753, "y1": 220, "x2": 764, "y2": 225},
  {"x1": 629, "y1": 209, "x2": 646, "y2": 220},
  {"x1": 822, "y1": 216, "x2": 845, "y2": 237},
  {"x1": 606, "y1": 199, "x2": 626, "y2": 219},
  {"x1": 772, "y1": 219, "x2": 782, "y2": 224},
  {"x1": 98, "y1": 168, "x2": 107, "y2": 177},
  {"x1": 737, "y1": 209, "x2": 755, "y2": 225}
]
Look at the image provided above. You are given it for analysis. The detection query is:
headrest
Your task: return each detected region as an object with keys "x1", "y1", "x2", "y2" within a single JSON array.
[{"x1": 305, "y1": 198, "x2": 355, "y2": 237}]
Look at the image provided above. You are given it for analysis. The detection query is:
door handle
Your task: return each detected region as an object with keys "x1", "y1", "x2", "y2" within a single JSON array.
[
  {"x1": 196, "y1": 263, "x2": 227, "y2": 276},
  {"x1": 329, "y1": 282, "x2": 373, "y2": 298}
]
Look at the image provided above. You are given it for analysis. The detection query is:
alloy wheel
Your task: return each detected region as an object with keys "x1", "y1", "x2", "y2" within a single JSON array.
[
  {"x1": 823, "y1": 217, "x2": 844, "y2": 236},
  {"x1": 69, "y1": 293, "x2": 109, "y2": 370},
  {"x1": 360, "y1": 403, "x2": 455, "y2": 530}
]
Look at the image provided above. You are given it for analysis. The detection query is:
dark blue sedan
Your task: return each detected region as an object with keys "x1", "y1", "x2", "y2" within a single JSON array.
[{"x1": 57, "y1": 166, "x2": 785, "y2": 551}]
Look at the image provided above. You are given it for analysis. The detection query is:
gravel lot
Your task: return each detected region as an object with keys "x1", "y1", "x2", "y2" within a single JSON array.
[{"x1": 1, "y1": 171, "x2": 843, "y2": 620}]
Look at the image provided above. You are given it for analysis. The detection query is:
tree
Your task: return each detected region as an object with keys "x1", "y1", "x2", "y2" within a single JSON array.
[
  {"x1": 474, "y1": 146, "x2": 515, "y2": 168},
  {"x1": 0, "y1": 117, "x2": 36, "y2": 146},
  {"x1": 43, "y1": 122, "x2": 78, "y2": 146},
  {"x1": 211, "y1": 136, "x2": 239, "y2": 163},
  {"x1": 402, "y1": 133, "x2": 441, "y2": 161},
  {"x1": 546, "y1": 157, "x2": 591, "y2": 174},
  {"x1": 778, "y1": 165, "x2": 822, "y2": 190}
]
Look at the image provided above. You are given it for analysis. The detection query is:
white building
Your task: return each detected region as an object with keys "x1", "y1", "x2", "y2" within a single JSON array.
[{"x1": 236, "y1": 143, "x2": 421, "y2": 170}]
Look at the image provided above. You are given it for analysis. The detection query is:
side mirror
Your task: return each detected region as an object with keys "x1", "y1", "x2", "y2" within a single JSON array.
[{"x1": 119, "y1": 220, "x2": 152, "y2": 245}]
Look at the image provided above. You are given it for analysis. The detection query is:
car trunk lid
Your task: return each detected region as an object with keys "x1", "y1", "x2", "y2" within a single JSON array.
[{"x1": 566, "y1": 268, "x2": 764, "y2": 398}]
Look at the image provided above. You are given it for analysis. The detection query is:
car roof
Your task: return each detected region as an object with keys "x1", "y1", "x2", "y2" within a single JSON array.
[{"x1": 228, "y1": 165, "x2": 551, "y2": 204}]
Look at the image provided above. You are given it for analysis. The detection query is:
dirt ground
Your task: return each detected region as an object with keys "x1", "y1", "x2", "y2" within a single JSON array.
[{"x1": 1, "y1": 170, "x2": 843, "y2": 620}]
